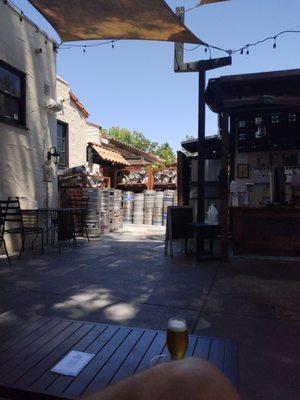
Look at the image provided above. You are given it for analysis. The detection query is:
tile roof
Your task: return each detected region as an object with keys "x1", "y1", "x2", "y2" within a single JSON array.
[{"x1": 89, "y1": 143, "x2": 130, "y2": 166}]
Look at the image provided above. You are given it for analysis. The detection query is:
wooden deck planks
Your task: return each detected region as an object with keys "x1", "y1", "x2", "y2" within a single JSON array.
[
  {"x1": 108, "y1": 330, "x2": 157, "y2": 385},
  {"x1": 0, "y1": 318, "x2": 52, "y2": 355},
  {"x1": 83, "y1": 329, "x2": 144, "y2": 395},
  {"x1": 134, "y1": 332, "x2": 166, "y2": 373},
  {"x1": 46, "y1": 324, "x2": 118, "y2": 396},
  {"x1": 64, "y1": 327, "x2": 130, "y2": 397},
  {"x1": 14, "y1": 322, "x2": 95, "y2": 388},
  {"x1": 0, "y1": 318, "x2": 238, "y2": 399},
  {"x1": 0, "y1": 320, "x2": 72, "y2": 378},
  {"x1": 0, "y1": 315, "x2": 44, "y2": 345},
  {"x1": 30, "y1": 324, "x2": 107, "y2": 394},
  {"x1": 193, "y1": 336, "x2": 212, "y2": 359}
]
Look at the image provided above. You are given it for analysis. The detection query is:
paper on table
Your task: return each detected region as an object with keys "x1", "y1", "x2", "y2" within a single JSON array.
[{"x1": 51, "y1": 351, "x2": 95, "y2": 376}]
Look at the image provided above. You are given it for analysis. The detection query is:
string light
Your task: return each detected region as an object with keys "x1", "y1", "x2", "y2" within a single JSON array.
[
  {"x1": 183, "y1": 29, "x2": 300, "y2": 57},
  {"x1": 58, "y1": 39, "x2": 120, "y2": 51}
]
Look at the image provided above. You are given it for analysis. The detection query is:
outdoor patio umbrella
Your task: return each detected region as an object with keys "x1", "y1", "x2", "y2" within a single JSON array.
[{"x1": 28, "y1": 0, "x2": 202, "y2": 44}]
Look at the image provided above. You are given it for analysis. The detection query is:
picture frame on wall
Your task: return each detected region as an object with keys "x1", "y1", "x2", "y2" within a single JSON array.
[{"x1": 237, "y1": 163, "x2": 249, "y2": 179}]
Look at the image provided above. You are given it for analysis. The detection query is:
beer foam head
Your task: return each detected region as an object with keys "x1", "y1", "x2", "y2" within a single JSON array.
[{"x1": 168, "y1": 318, "x2": 187, "y2": 332}]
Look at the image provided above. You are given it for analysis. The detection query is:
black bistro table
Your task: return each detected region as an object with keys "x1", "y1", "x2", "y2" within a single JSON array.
[
  {"x1": 191, "y1": 223, "x2": 221, "y2": 260},
  {"x1": 23, "y1": 208, "x2": 85, "y2": 249},
  {"x1": 0, "y1": 317, "x2": 238, "y2": 399}
]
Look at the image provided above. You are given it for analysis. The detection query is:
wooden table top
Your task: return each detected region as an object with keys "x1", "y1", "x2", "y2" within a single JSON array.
[
  {"x1": 0, "y1": 317, "x2": 238, "y2": 399},
  {"x1": 23, "y1": 208, "x2": 85, "y2": 212}
]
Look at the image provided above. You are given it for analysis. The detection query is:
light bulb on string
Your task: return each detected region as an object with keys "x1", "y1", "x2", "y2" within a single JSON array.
[
  {"x1": 273, "y1": 37, "x2": 277, "y2": 49},
  {"x1": 83, "y1": 45, "x2": 86, "y2": 54},
  {"x1": 112, "y1": 41, "x2": 115, "y2": 49},
  {"x1": 240, "y1": 48, "x2": 244, "y2": 55}
]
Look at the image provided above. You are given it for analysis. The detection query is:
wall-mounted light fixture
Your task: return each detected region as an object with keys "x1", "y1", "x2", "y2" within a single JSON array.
[
  {"x1": 45, "y1": 99, "x2": 63, "y2": 112},
  {"x1": 47, "y1": 146, "x2": 60, "y2": 165}
]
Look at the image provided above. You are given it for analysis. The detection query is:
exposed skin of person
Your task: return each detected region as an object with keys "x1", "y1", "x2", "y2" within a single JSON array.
[{"x1": 82, "y1": 358, "x2": 240, "y2": 400}]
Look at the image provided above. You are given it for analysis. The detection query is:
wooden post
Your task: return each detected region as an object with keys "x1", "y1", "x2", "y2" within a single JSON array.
[
  {"x1": 197, "y1": 67, "x2": 206, "y2": 225},
  {"x1": 177, "y1": 151, "x2": 183, "y2": 206},
  {"x1": 147, "y1": 168, "x2": 153, "y2": 190},
  {"x1": 111, "y1": 167, "x2": 118, "y2": 189},
  {"x1": 219, "y1": 113, "x2": 229, "y2": 261}
]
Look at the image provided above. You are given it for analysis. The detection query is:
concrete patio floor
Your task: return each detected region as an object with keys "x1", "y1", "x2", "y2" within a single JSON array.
[{"x1": 0, "y1": 225, "x2": 299, "y2": 400}]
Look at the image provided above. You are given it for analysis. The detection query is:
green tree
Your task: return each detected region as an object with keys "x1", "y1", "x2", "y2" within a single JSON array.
[
  {"x1": 107, "y1": 126, "x2": 158, "y2": 154},
  {"x1": 155, "y1": 142, "x2": 176, "y2": 167},
  {"x1": 104, "y1": 126, "x2": 175, "y2": 166}
]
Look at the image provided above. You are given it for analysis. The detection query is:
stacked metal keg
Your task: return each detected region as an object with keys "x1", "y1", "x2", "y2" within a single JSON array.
[
  {"x1": 109, "y1": 189, "x2": 122, "y2": 231},
  {"x1": 82, "y1": 189, "x2": 101, "y2": 237},
  {"x1": 153, "y1": 191, "x2": 164, "y2": 225},
  {"x1": 173, "y1": 190, "x2": 178, "y2": 206},
  {"x1": 83, "y1": 188, "x2": 109, "y2": 237},
  {"x1": 143, "y1": 190, "x2": 155, "y2": 225},
  {"x1": 114, "y1": 189, "x2": 123, "y2": 229},
  {"x1": 101, "y1": 211, "x2": 110, "y2": 235},
  {"x1": 99, "y1": 189, "x2": 110, "y2": 235},
  {"x1": 133, "y1": 193, "x2": 144, "y2": 224},
  {"x1": 122, "y1": 191, "x2": 134, "y2": 224},
  {"x1": 162, "y1": 190, "x2": 174, "y2": 226}
]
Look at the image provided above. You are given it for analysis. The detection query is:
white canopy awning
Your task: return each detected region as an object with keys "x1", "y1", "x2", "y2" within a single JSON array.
[{"x1": 29, "y1": 0, "x2": 202, "y2": 44}]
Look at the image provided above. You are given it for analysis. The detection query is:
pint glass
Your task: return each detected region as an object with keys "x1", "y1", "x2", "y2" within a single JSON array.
[{"x1": 166, "y1": 317, "x2": 188, "y2": 360}]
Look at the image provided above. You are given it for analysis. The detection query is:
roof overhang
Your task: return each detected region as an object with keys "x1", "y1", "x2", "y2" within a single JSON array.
[
  {"x1": 29, "y1": 0, "x2": 201, "y2": 44},
  {"x1": 108, "y1": 138, "x2": 158, "y2": 164},
  {"x1": 181, "y1": 135, "x2": 221, "y2": 158},
  {"x1": 206, "y1": 68, "x2": 300, "y2": 113}
]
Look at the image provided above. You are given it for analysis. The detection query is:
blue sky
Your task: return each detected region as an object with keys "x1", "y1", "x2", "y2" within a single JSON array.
[{"x1": 11, "y1": 0, "x2": 300, "y2": 150}]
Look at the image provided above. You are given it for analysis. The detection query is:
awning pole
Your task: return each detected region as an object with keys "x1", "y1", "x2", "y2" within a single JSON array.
[
  {"x1": 196, "y1": 67, "x2": 206, "y2": 253},
  {"x1": 219, "y1": 112, "x2": 229, "y2": 261}
]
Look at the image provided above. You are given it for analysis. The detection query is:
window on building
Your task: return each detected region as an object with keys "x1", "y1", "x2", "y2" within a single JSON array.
[
  {"x1": 0, "y1": 60, "x2": 26, "y2": 126},
  {"x1": 57, "y1": 121, "x2": 68, "y2": 168}
]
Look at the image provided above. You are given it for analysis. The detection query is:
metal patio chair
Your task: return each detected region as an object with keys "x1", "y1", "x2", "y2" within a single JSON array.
[
  {"x1": 77, "y1": 196, "x2": 90, "y2": 241},
  {"x1": 0, "y1": 203, "x2": 11, "y2": 265},
  {"x1": 0, "y1": 197, "x2": 44, "y2": 259}
]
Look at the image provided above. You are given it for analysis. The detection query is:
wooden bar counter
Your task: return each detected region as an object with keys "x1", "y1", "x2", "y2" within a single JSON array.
[{"x1": 231, "y1": 206, "x2": 300, "y2": 256}]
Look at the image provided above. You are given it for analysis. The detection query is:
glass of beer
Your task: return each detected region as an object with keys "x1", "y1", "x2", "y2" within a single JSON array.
[{"x1": 167, "y1": 317, "x2": 188, "y2": 360}]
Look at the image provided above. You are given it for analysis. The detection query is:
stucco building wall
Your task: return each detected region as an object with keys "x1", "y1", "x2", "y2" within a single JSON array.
[
  {"x1": 0, "y1": 1, "x2": 57, "y2": 210},
  {"x1": 86, "y1": 122, "x2": 101, "y2": 145},
  {"x1": 56, "y1": 77, "x2": 88, "y2": 168}
]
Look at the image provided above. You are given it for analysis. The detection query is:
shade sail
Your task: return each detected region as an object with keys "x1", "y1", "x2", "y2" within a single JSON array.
[{"x1": 28, "y1": 0, "x2": 202, "y2": 44}]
